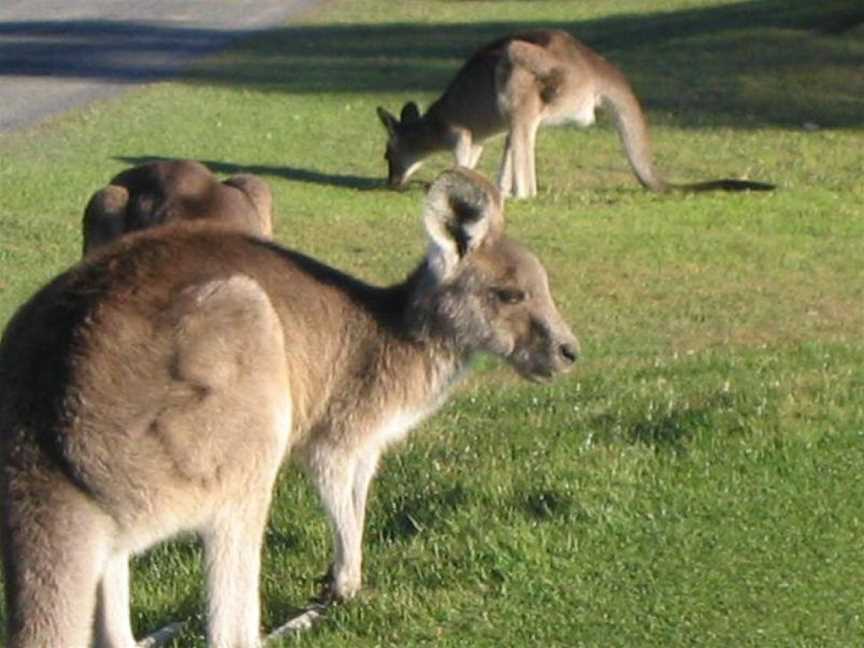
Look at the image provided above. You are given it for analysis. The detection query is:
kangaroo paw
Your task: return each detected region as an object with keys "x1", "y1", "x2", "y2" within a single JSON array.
[
  {"x1": 265, "y1": 603, "x2": 329, "y2": 640},
  {"x1": 137, "y1": 621, "x2": 186, "y2": 647}
]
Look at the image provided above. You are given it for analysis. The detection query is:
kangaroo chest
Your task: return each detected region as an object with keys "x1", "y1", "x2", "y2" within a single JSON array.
[
  {"x1": 541, "y1": 88, "x2": 599, "y2": 128},
  {"x1": 366, "y1": 407, "x2": 432, "y2": 454},
  {"x1": 352, "y1": 361, "x2": 466, "y2": 456}
]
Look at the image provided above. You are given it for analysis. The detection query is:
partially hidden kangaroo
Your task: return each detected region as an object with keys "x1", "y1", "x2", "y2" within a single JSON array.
[
  {"x1": 377, "y1": 29, "x2": 774, "y2": 198},
  {"x1": 0, "y1": 168, "x2": 579, "y2": 647},
  {"x1": 82, "y1": 159, "x2": 273, "y2": 257}
]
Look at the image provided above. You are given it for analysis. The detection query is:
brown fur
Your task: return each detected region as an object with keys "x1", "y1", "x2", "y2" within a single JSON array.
[
  {"x1": 1, "y1": 168, "x2": 578, "y2": 647},
  {"x1": 81, "y1": 159, "x2": 273, "y2": 257},
  {"x1": 377, "y1": 29, "x2": 774, "y2": 198}
]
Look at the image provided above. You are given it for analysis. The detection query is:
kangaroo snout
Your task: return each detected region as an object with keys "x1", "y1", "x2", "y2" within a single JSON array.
[
  {"x1": 547, "y1": 327, "x2": 580, "y2": 376},
  {"x1": 387, "y1": 172, "x2": 408, "y2": 189},
  {"x1": 559, "y1": 338, "x2": 580, "y2": 366},
  {"x1": 508, "y1": 317, "x2": 581, "y2": 382}
]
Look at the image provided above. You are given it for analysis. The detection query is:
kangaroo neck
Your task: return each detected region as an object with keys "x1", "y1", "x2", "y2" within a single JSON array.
[
  {"x1": 339, "y1": 258, "x2": 472, "y2": 379},
  {"x1": 288, "y1": 261, "x2": 468, "y2": 441},
  {"x1": 276, "y1": 263, "x2": 467, "y2": 443}
]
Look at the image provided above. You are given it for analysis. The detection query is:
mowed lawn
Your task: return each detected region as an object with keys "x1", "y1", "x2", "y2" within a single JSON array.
[{"x1": 0, "y1": 0, "x2": 862, "y2": 645}]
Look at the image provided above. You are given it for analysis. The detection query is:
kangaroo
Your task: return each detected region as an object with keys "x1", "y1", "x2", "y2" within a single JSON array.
[
  {"x1": 0, "y1": 168, "x2": 579, "y2": 647},
  {"x1": 82, "y1": 159, "x2": 273, "y2": 257},
  {"x1": 377, "y1": 29, "x2": 774, "y2": 198}
]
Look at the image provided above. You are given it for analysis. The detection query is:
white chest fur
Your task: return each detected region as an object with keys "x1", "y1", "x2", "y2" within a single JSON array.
[
  {"x1": 369, "y1": 407, "x2": 431, "y2": 453},
  {"x1": 542, "y1": 91, "x2": 598, "y2": 128},
  {"x1": 368, "y1": 363, "x2": 464, "y2": 454}
]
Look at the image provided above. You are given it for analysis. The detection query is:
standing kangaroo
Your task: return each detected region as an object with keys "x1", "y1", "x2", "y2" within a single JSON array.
[
  {"x1": 82, "y1": 159, "x2": 274, "y2": 257},
  {"x1": 0, "y1": 168, "x2": 579, "y2": 647},
  {"x1": 377, "y1": 29, "x2": 774, "y2": 198}
]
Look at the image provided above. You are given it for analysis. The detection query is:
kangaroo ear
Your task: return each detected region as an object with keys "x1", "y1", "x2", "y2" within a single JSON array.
[
  {"x1": 377, "y1": 106, "x2": 399, "y2": 135},
  {"x1": 81, "y1": 184, "x2": 130, "y2": 257},
  {"x1": 400, "y1": 101, "x2": 421, "y2": 124},
  {"x1": 223, "y1": 174, "x2": 274, "y2": 237},
  {"x1": 423, "y1": 167, "x2": 504, "y2": 280}
]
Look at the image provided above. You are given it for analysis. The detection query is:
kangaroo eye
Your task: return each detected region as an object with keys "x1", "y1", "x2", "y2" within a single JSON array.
[{"x1": 494, "y1": 288, "x2": 526, "y2": 304}]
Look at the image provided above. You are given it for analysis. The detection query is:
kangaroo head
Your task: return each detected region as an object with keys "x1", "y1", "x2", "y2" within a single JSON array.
[
  {"x1": 376, "y1": 102, "x2": 432, "y2": 189},
  {"x1": 414, "y1": 167, "x2": 580, "y2": 380}
]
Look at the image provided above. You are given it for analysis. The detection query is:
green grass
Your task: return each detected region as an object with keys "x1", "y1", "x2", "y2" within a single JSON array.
[{"x1": 1, "y1": 0, "x2": 863, "y2": 645}]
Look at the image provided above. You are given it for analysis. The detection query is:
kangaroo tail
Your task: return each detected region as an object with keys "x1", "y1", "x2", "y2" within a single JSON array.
[
  {"x1": 597, "y1": 67, "x2": 669, "y2": 192},
  {"x1": 598, "y1": 62, "x2": 774, "y2": 193}
]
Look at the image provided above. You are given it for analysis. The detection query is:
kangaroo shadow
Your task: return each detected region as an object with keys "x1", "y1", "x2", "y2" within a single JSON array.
[
  {"x1": 373, "y1": 484, "x2": 470, "y2": 544},
  {"x1": 116, "y1": 155, "x2": 384, "y2": 192},
  {"x1": 509, "y1": 391, "x2": 739, "y2": 525},
  {"x1": 587, "y1": 388, "x2": 751, "y2": 455}
]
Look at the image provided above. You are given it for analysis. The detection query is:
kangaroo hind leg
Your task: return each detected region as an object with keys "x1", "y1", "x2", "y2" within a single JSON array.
[
  {"x1": 169, "y1": 274, "x2": 292, "y2": 648},
  {"x1": 93, "y1": 552, "x2": 136, "y2": 648},
  {"x1": 498, "y1": 133, "x2": 515, "y2": 198},
  {"x1": 3, "y1": 485, "x2": 113, "y2": 648},
  {"x1": 497, "y1": 64, "x2": 543, "y2": 199},
  {"x1": 508, "y1": 117, "x2": 541, "y2": 199},
  {"x1": 201, "y1": 496, "x2": 274, "y2": 648},
  {"x1": 94, "y1": 552, "x2": 182, "y2": 648}
]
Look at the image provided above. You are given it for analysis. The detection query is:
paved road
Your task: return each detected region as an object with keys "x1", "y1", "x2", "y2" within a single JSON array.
[{"x1": 0, "y1": 0, "x2": 316, "y2": 132}]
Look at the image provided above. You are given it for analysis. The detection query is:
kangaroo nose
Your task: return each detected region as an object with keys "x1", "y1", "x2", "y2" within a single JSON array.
[{"x1": 560, "y1": 341, "x2": 579, "y2": 364}]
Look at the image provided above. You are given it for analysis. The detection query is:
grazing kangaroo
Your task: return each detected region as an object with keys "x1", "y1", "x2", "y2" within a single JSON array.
[
  {"x1": 377, "y1": 29, "x2": 774, "y2": 198},
  {"x1": 0, "y1": 168, "x2": 579, "y2": 647},
  {"x1": 82, "y1": 159, "x2": 273, "y2": 257}
]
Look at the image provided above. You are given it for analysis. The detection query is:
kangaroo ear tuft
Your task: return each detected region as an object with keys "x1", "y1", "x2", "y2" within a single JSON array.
[
  {"x1": 400, "y1": 101, "x2": 421, "y2": 124},
  {"x1": 423, "y1": 167, "x2": 504, "y2": 280},
  {"x1": 377, "y1": 106, "x2": 399, "y2": 135}
]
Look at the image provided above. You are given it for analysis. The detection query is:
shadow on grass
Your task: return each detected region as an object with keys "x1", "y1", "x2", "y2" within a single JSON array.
[
  {"x1": 588, "y1": 406, "x2": 701, "y2": 453},
  {"x1": 116, "y1": 155, "x2": 385, "y2": 191},
  {"x1": 521, "y1": 488, "x2": 592, "y2": 523},
  {"x1": 587, "y1": 388, "x2": 752, "y2": 454},
  {"x1": 374, "y1": 484, "x2": 469, "y2": 544},
  {"x1": 0, "y1": 20, "x2": 244, "y2": 83},
  {"x1": 2, "y1": 1, "x2": 862, "y2": 128}
]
